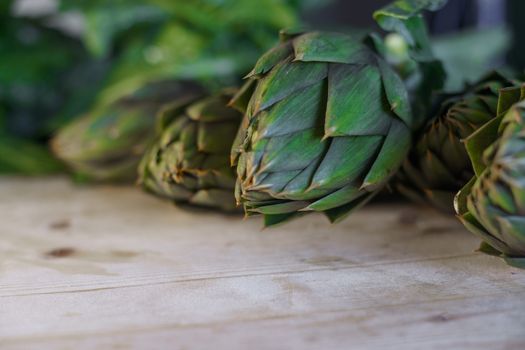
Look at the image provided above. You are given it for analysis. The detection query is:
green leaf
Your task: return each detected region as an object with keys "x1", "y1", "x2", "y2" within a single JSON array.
[
  {"x1": 363, "y1": 119, "x2": 411, "y2": 190},
  {"x1": 307, "y1": 184, "x2": 364, "y2": 211},
  {"x1": 254, "y1": 201, "x2": 310, "y2": 214},
  {"x1": 311, "y1": 136, "x2": 383, "y2": 190},
  {"x1": 465, "y1": 116, "x2": 503, "y2": 177},
  {"x1": 256, "y1": 81, "x2": 324, "y2": 138},
  {"x1": 247, "y1": 42, "x2": 293, "y2": 77},
  {"x1": 293, "y1": 32, "x2": 372, "y2": 64},
  {"x1": 454, "y1": 177, "x2": 476, "y2": 215},
  {"x1": 325, "y1": 63, "x2": 392, "y2": 137},
  {"x1": 256, "y1": 129, "x2": 326, "y2": 174},
  {"x1": 497, "y1": 85, "x2": 525, "y2": 117},
  {"x1": 374, "y1": 0, "x2": 447, "y2": 58},
  {"x1": 250, "y1": 60, "x2": 327, "y2": 114},
  {"x1": 263, "y1": 212, "x2": 303, "y2": 227},
  {"x1": 378, "y1": 58, "x2": 413, "y2": 127}
]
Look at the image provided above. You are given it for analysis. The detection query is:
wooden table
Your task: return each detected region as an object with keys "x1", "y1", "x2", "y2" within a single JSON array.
[{"x1": 1, "y1": 177, "x2": 524, "y2": 350}]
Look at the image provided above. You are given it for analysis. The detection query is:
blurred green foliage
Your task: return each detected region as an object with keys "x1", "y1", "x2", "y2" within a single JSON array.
[
  {"x1": 60, "y1": 0, "x2": 307, "y2": 104},
  {"x1": 0, "y1": 0, "x2": 108, "y2": 174},
  {"x1": 433, "y1": 27, "x2": 511, "y2": 92},
  {"x1": 0, "y1": 0, "x2": 313, "y2": 175},
  {"x1": 0, "y1": 136, "x2": 65, "y2": 175}
]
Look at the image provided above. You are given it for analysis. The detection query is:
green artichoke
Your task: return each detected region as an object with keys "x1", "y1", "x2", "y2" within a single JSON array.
[
  {"x1": 397, "y1": 73, "x2": 518, "y2": 213},
  {"x1": 139, "y1": 91, "x2": 242, "y2": 211},
  {"x1": 229, "y1": 32, "x2": 419, "y2": 226},
  {"x1": 52, "y1": 80, "x2": 205, "y2": 182},
  {"x1": 456, "y1": 92, "x2": 525, "y2": 269},
  {"x1": 230, "y1": 1, "x2": 446, "y2": 226}
]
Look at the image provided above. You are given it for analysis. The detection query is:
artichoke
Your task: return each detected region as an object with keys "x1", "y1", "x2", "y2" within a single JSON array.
[
  {"x1": 456, "y1": 91, "x2": 525, "y2": 269},
  {"x1": 397, "y1": 73, "x2": 518, "y2": 213},
  {"x1": 139, "y1": 91, "x2": 242, "y2": 211},
  {"x1": 230, "y1": 1, "x2": 447, "y2": 227},
  {"x1": 229, "y1": 32, "x2": 420, "y2": 226},
  {"x1": 229, "y1": 1, "x2": 447, "y2": 226},
  {"x1": 52, "y1": 80, "x2": 205, "y2": 182}
]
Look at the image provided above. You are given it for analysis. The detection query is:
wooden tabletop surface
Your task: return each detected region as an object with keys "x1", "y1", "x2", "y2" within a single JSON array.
[{"x1": 1, "y1": 177, "x2": 524, "y2": 350}]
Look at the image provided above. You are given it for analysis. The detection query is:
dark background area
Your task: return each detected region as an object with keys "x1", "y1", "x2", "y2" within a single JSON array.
[
  {"x1": 304, "y1": 0, "x2": 488, "y2": 33},
  {"x1": 303, "y1": 0, "x2": 522, "y2": 70},
  {"x1": 508, "y1": 0, "x2": 525, "y2": 70}
]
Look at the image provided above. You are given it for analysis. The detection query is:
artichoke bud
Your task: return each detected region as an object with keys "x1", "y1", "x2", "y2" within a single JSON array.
[
  {"x1": 397, "y1": 73, "x2": 520, "y2": 213},
  {"x1": 456, "y1": 99, "x2": 525, "y2": 269},
  {"x1": 139, "y1": 90, "x2": 242, "y2": 212},
  {"x1": 383, "y1": 33, "x2": 416, "y2": 77},
  {"x1": 230, "y1": 30, "x2": 416, "y2": 227},
  {"x1": 51, "y1": 80, "x2": 205, "y2": 182}
]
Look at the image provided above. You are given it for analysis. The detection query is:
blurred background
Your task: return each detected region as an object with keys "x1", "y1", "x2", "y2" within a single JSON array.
[{"x1": 0, "y1": 0, "x2": 522, "y2": 175}]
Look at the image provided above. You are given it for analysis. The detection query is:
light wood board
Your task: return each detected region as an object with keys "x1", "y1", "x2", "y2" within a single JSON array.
[{"x1": 1, "y1": 177, "x2": 524, "y2": 350}]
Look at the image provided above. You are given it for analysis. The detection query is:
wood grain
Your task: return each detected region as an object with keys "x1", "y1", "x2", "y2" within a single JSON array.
[{"x1": 0, "y1": 177, "x2": 524, "y2": 350}]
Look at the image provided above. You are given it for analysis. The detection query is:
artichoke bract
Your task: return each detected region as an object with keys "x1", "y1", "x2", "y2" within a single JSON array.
[
  {"x1": 52, "y1": 80, "x2": 205, "y2": 182},
  {"x1": 397, "y1": 73, "x2": 517, "y2": 213},
  {"x1": 139, "y1": 91, "x2": 242, "y2": 211},
  {"x1": 456, "y1": 95, "x2": 525, "y2": 269},
  {"x1": 230, "y1": 30, "x2": 416, "y2": 226}
]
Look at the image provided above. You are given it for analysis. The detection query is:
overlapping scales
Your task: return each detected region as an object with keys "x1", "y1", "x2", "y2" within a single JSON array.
[
  {"x1": 456, "y1": 98, "x2": 525, "y2": 269},
  {"x1": 397, "y1": 73, "x2": 518, "y2": 212},
  {"x1": 231, "y1": 31, "x2": 413, "y2": 226},
  {"x1": 140, "y1": 92, "x2": 242, "y2": 211}
]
